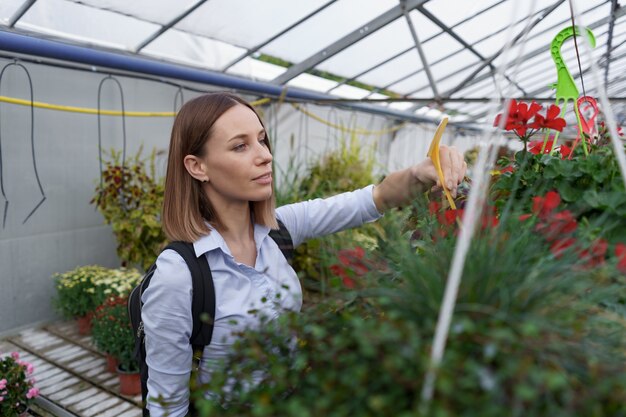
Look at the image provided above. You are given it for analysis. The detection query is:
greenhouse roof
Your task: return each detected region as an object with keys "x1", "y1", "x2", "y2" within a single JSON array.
[{"x1": 0, "y1": 0, "x2": 625, "y2": 125}]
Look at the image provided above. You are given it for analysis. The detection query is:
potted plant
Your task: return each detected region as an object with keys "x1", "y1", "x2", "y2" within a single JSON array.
[
  {"x1": 52, "y1": 265, "x2": 111, "y2": 334},
  {"x1": 90, "y1": 268, "x2": 141, "y2": 372},
  {"x1": 91, "y1": 147, "x2": 167, "y2": 271},
  {"x1": 0, "y1": 352, "x2": 40, "y2": 417},
  {"x1": 91, "y1": 295, "x2": 140, "y2": 395}
]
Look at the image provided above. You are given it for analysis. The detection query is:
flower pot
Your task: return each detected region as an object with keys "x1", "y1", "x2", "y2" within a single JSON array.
[
  {"x1": 106, "y1": 354, "x2": 119, "y2": 373},
  {"x1": 117, "y1": 365, "x2": 141, "y2": 396},
  {"x1": 76, "y1": 312, "x2": 93, "y2": 335}
]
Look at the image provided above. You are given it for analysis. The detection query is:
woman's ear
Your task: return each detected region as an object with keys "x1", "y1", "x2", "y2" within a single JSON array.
[{"x1": 183, "y1": 155, "x2": 209, "y2": 183}]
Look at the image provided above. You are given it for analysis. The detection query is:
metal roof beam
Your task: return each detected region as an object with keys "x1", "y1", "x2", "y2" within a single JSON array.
[
  {"x1": 134, "y1": 0, "x2": 209, "y2": 53},
  {"x1": 415, "y1": 5, "x2": 527, "y2": 98},
  {"x1": 444, "y1": 1, "x2": 625, "y2": 99},
  {"x1": 270, "y1": 0, "x2": 430, "y2": 86},
  {"x1": 327, "y1": 0, "x2": 508, "y2": 94},
  {"x1": 222, "y1": 0, "x2": 338, "y2": 72},
  {"x1": 401, "y1": 0, "x2": 439, "y2": 98},
  {"x1": 8, "y1": 0, "x2": 38, "y2": 28},
  {"x1": 360, "y1": 0, "x2": 572, "y2": 101},
  {"x1": 459, "y1": 9, "x2": 626, "y2": 122}
]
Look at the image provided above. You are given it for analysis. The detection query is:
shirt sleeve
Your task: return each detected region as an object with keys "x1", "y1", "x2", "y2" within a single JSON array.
[
  {"x1": 141, "y1": 249, "x2": 194, "y2": 417},
  {"x1": 276, "y1": 184, "x2": 383, "y2": 248}
]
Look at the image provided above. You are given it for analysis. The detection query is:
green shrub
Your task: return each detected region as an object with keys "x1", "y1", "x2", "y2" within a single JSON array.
[
  {"x1": 275, "y1": 134, "x2": 382, "y2": 296},
  {"x1": 92, "y1": 147, "x2": 166, "y2": 271},
  {"x1": 52, "y1": 265, "x2": 110, "y2": 318},
  {"x1": 91, "y1": 295, "x2": 138, "y2": 372},
  {"x1": 191, "y1": 205, "x2": 626, "y2": 416},
  {"x1": 52, "y1": 265, "x2": 141, "y2": 319}
]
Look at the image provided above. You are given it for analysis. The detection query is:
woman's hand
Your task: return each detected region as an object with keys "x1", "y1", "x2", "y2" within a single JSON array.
[
  {"x1": 412, "y1": 144, "x2": 467, "y2": 196},
  {"x1": 373, "y1": 145, "x2": 467, "y2": 212}
]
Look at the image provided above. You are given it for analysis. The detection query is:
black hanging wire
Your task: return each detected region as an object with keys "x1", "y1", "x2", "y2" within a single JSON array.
[
  {"x1": 173, "y1": 86, "x2": 185, "y2": 114},
  {"x1": 604, "y1": 0, "x2": 619, "y2": 88},
  {"x1": 568, "y1": 0, "x2": 587, "y2": 98},
  {"x1": 0, "y1": 61, "x2": 46, "y2": 227},
  {"x1": 97, "y1": 75, "x2": 128, "y2": 207}
]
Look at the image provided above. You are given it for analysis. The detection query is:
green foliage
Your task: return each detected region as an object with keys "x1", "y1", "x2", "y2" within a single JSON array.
[
  {"x1": 492, "y1": 143, "x2": 626, "y2": 242},
  {"x1": 52, "y1": 265, "x2": 141, "y2": 319},
  {"x1": 52, "y1": 265, "x2": 110, "y2": 318},
  {"x1": 275, "y1": 134, "x2": 381, "y2": 296},
  {"x1": 192, "y1": 210, "x2": 626, "y2": 416},
  {"x1": 92, "y1": 147, "x2": 167, "y2": 271},
  {"x1": 91, "y1": 295, "x2": 138, "y2": 372},
  {"x1": 0, "y1": 353, "x2": 39, "y2": 417}
]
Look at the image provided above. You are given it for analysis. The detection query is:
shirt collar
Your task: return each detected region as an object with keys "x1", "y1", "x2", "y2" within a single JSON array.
[{"x1": 192, "y1": 222, "x2": 272, "y2": 258}]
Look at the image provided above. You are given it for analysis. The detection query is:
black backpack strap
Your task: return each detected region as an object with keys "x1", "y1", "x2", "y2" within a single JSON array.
[
  {"x1": 269, "y1": 218, "x2": 294, "y2": 265},
  {"x1": 165, "y1": 242, "x2": 214, "y2": 417},
  {"x1": 165, "y1": 242, "x2": 215, "y2": 347}
]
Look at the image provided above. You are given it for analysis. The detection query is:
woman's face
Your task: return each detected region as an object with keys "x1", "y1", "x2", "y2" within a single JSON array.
[{"x1": 201, "y1": 104, "x2": 273, "y2": 206}]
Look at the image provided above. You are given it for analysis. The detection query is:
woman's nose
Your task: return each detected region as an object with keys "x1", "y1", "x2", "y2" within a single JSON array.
[{"x1": 256, "y1": 142, "x2": 272, "y2": 164}]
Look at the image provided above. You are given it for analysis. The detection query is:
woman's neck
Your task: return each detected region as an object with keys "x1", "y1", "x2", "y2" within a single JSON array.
[{"x1": 212, "y1": 199, "x2": 254, "y2": 244}]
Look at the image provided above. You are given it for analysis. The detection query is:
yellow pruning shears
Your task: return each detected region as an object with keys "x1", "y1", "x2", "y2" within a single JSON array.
[{"x1": 426, "y1": 116, "x2": 456, "y2": 210}]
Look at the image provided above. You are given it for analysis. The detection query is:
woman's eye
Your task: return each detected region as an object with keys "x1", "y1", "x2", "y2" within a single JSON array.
[
  {"x1": 259, "y1": 138, "x2": 268, "y2": 146},
  {"x1": 233, "y1": 143, "x2": 246, "y2": 152}
]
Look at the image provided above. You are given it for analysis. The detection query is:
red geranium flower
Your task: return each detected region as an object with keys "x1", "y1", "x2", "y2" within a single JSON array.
[
  {"x1": 329, "y1": 264, "x2": 356, "y2": 289},
  {"x1": 429, "y1": 201, "x2": 442, "y2": 215},
  {"x1": 534, "y1": 104, "x2": 566, "y2": 132},
  {"x1": 499, "y1": 165, "x2": 515, "y2": 174},
  {"x1": 615, "y1": 243, "x2": 626, "y2": 273},
  {"x1": 550, "y1": 237, "x2": 577, "y2": 258},
  {"x1": 528, "y1": 139, "x2": 554, "y2": 155},
  {"x1": 560, "y1": 144, "x2": 572, "y2": 159},
  {"x1": 579, "y1": 238, "x2": 608, "y2": 268},
  {"x1": 536, "y1": 210, "x2": 577, "y2": 242},
  {"x1": 532, "y1": 191, "x2": 561, "y2": 219},
  {"x1": 494, "y1": 99, "x2": 543, "y2": 137}
]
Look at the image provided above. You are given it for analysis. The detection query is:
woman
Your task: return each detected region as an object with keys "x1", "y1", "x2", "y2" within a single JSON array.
[{"x1": 142, "y1": 92, "x2": 466, "y2": 416}]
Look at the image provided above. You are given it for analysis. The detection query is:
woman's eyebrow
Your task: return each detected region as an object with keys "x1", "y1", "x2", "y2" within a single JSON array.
[{"x1": 227, "y1": 129, "x2": 266, "y2": 142}]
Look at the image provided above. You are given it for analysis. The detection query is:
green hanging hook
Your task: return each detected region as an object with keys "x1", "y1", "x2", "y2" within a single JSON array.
[{"x1": 543, "y1": 26, "x2": 596, "y2": 154}]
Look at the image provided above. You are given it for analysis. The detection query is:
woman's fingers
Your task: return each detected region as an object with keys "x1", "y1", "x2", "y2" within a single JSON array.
[{"x1": 439, "y1": 145, "x2": 466, "y2": 195}]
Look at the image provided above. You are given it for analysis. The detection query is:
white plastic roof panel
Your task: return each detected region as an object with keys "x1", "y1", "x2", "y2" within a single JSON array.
[
  {"x1": 260, "y1": 0, "x2": 397, "y2": 63},
  {"x1": 287, "y1": 73, "x2": 338, "y2": 92},
  {"x1": 358, "y1": 49, "x2": 423, "y2": 88},
  {"x1": 16, "y1": 0, "x2": 160, "y2": 50},
  {"x1": 315, "y1": 18, "x2": 414, "y2": 80},
  {"x1": 407, "y1": 8, "x2": 445, "y2": 41},
  {"x1": 0, "y1": 0, "x2": 26, "y2": 25},
  {"x1": 452, "y1": 0, "x2": 519, "y2": 46},
  {"x1": 227, "y1": 57, "x2": 288, "y2": 81},
  {"x1": 64, "y1": 0, "x2": 196, "y2": 26},
  {"x1": 422, "y1": 0, "x2": 504, "y2": 28},
  {"x1": 175, "y1": 0, "x2": 331, "y2": 50},
  {"x1": 423, "y1": 60, "x2": 485, "y2": 94},
  {"x1": 142, "y1": 29, "x2": 246, "y2": 70},
  {"x1": 388, "y1": 71, "x2": 434, "y2": 96},
  {"x1": 331, "y1": 84, "x2": 372, "y2": 99},
  {"x1": 419, "y1": 31, "x2": 466, "y2": 65}
]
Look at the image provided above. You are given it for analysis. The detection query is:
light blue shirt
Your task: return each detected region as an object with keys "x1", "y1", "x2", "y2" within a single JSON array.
[{"x1": 142, "y1": 185, "x2": 382, "y2": 417}]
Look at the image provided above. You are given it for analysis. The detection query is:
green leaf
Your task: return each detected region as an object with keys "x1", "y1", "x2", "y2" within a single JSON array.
[
  {"x1": 559, "y1": 182, "x2": 583, "y2": 202},
  {"x1": 582, "y1": 189, "x2": 601, "y2": 207}
]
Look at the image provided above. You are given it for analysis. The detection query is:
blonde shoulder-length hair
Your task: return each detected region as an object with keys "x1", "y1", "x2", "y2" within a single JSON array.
[{"x1": 162, "y1": 92, "x2": 277, "y2": 243}]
